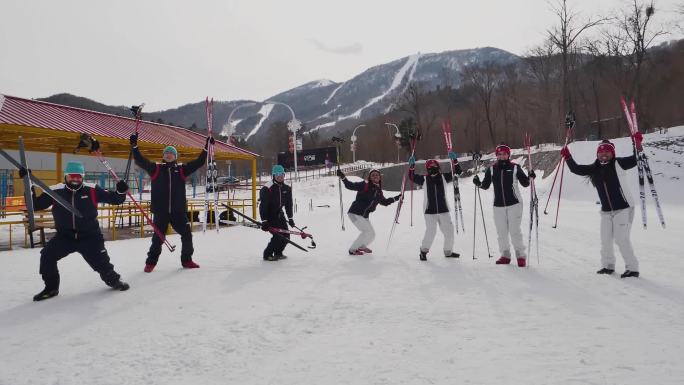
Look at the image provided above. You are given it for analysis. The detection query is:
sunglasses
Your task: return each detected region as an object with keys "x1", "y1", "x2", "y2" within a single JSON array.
[{"x1": 273, "y1": 172, "x2": 285, "y2": 177}]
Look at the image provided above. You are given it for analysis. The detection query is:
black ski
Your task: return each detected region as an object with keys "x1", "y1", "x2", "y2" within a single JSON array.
[
  {"x1": 18, "y1": 137, "x2": 36, "y2": 245},
  {"x1": 222, "y1": 204, "x2": 309, "y2": 252},
  {"x1": 0, "y1": 143, "x2": 83, "y2": 218},
  {"x1": 221, "y1": 220, "x2": 317, "y2": 249}
]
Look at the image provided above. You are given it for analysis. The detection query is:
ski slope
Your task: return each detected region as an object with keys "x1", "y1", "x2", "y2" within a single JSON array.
[{"x1": 1, "y1": 128, "x2": 683, "y2": 385}]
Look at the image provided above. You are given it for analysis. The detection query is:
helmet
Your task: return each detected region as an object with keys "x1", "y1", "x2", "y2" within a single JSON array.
[
  {"x1": 495, "y1": 144, "x2": 511, "y2": 156},
  {"x1": 272, "y1": 165, "x2": 285, "y2": 176},
  {"x1": 425, "y1": 159, "x2": 440, "y2": 170},
  {"x1": 64, "y1": 161, "x2": 85, "y2": 176},
  {"x1": 163, "y1": 146, "x2": 178, "y2": 157},
  {"x1": 596, "y1": 140, "x2": 615, "y2": 157}
]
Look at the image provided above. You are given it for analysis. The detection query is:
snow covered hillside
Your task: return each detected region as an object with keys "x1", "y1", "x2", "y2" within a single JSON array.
[{"x1": 1, "y1": 129, "x2": 683, "y2": 385}]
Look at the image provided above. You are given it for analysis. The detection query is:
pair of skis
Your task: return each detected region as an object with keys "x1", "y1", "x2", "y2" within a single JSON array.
[
  {"x1": 222, "y1": 204, "x2": 311, "y2": 252},
  {"x1": 332, "y1": 136, "x2": 346, "y2": 231},
  {"x1": 386, "y1": 132, "x2": 418, "y2": 249},
  {"x1": 524, "y1": 133, "x2": 539, "y2": 263},
  {"x1": 221, "y1": 220, "x2": 317, "y2": 249},
  {"x1": 441, "y1": 120, "x2": 465, "y2": 233},
  {"x1": 203, "y1": 98, "x2": 219, "y2": 233},
  {"x1": 471, "y1": 152, "x2": 492, "y2": 260},
  {"x1": 620, "y1": 96, "x2": 665, "y2": 229},
  {"x1": 0, "y1": 138, "x2": 84, "y2": 247}
]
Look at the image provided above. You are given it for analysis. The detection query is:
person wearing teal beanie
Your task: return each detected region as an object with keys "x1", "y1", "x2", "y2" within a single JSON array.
[
  {"x1": 130, "y1": 133, "x2": 214, "y2": 272},
  {"x1": 259, "y1": 164, "x2": 295, "y2": 261}
]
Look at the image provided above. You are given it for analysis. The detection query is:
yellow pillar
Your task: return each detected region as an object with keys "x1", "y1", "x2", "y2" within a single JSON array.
[
  {"x1": 251, "y1": 158, "x2": 257, "y2": 218},
  {"x1": 55, "y1": 149, "x2": 63, "y2": 185}
]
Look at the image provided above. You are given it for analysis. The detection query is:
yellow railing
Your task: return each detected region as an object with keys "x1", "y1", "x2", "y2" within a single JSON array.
[{"x1": 0, "y1": 198, "x2": 254, "y2": 250}]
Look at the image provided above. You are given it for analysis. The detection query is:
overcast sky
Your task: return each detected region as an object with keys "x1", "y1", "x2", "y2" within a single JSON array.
[{"x1": 1, "y1": 0, "x2": 681, "y2": 111}]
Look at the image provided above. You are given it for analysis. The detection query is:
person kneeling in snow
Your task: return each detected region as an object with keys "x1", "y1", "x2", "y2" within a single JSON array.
[
  {"x1": 337, "y1": 169, "x2": 401, "y2": 255},
  {"x1": 259, "y1": 165, "x2": 295, "y2": 261},
  {"x1": 561, "y1": 135, "x2": 642, "y2": 278},
  {"x1": 408, "y1": 153, "x2": 463, "y2": 261},
  {"x1": 25, "y1": 161, "x2": 130, "y2": 301},
  {"x1": 473, "y1": 144, "x2": 535, "y2": 267}
]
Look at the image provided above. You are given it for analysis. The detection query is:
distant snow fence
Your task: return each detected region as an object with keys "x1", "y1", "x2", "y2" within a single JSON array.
[{"x1": 253, "y1": 161, "x2": 385, "y2": 184}]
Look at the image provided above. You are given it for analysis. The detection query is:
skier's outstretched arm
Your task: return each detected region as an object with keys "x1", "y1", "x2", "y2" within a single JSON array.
[
  {"x1": 95, "y1": 184, "x2": 127, "y2": 205},
  {"x1": 132, "y1": 147, "x2": 156, "y2": 175}
]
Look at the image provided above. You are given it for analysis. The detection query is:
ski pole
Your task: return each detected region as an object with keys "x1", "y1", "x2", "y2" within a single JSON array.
[{"x1": 123, "y1": 104, "x2": 144, "y2": 183}]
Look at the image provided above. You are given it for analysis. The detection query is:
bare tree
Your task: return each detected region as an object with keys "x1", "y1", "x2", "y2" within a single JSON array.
[
  {"x1": 393, "y1": 81, "x2": 438, "y2": 139},
  {"x1": 614, "y1": 0, "x2": 666, "y2": 102},
  {"x1": 547, "y1": 0, "x2": 605, "y2": 113},
  {"x1": 461, "y1": 62, "x2": 504, "y2": 146}
]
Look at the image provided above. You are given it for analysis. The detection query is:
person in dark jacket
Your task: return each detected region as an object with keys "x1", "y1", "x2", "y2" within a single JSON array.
[
  {"x1": 336, "y1": 168, "x2": 401, "y2": 255},
  {"x1": 562, "y1": 135, "x2": 642, "y2": 278},
  {"x1": 259, "y1": 165, "x2": 295, "y2": 261},
  {"x1": 130, "y1": 133, "x2": 211, "y2": 272},
  {"x1": 473, "y1": 144, "x2": 535, "y2": 267},
  {"x1": 23, "y1": 161, "x2": 130, "y2": 301},
  {"x1": 408, "y1": 152, "x2": 463, "y2": 260}
]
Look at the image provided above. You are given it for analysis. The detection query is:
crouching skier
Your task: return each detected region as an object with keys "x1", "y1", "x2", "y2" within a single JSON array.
[
  {"x1": 561, "y1": 136, "x2": 642, "y2": 278},
  {"x1": 26, "y1": 161, "x2": 130, "y2": 301},
  {"x1": 337, "y1": 168, "x2": 401, "y2": 255},
  {"x1": 473, "y1": 144, "x2": 535, "y2": 267},
  {"x1": 408, "y1": 153, "x2": 463, "y2": 261},
  {"x1": 260, "y1": 165, "x2": 295, "y2": 261},
  {"x1": 130, "y1": 134, "x2": 211, "y2": 272}
]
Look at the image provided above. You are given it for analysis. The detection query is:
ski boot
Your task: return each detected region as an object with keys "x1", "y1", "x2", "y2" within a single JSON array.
[
  {"x1": 517, "y1": 258, "x2": 526, "y2": 267},
  {"x1": 358, "y1": 247, "x2": 373, "y2": 253},
  {"x1": 348, "y1": 249, "x2": 364, "y2": 256},
  {"x1": 419, "y1": 251, "x2": 427, "y2": 261},
  {"x1": 596, "y1": 268, "x2": 614, "y2": 275},
  {"x1": 495, "y1": 256, "x2": 511, "y2": 265},
  {"x1": 275, "y1": 253, "x2": 288, "y2": 260},
  {"x1": 182, "y1": 260, "x2": 200, "y2": 269},
  {"x1": 106, "y1": 279, "x2": 130, "y2": 291},
  {"x1": 621, "y1": 270, "x2": 639, "y2": 278},
  {"x1": 144, "y1": 264, "x2": 156, "y2": 273},
  {"x1": 445, "y1": 252, "x2": 460, "y2": 258},
  {"x1": 33, "y1": 287, "x2": 59, "y2": 301}
]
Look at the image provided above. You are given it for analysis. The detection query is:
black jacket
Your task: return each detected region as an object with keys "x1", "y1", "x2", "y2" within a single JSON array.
[
  {"x1": 479, "y1": 160, "x2": 530, "y2": 207},
  {"x1": 411, "y1": 162, "x2": 463, "y2": 214},
  {"x1": 259, "y1": 181, "x2": 293, "y2": 222},
  {"x1": 33, "y1": 183, "x2": 126, "y2": 239},
  {"x1": 565, "y1": 155, "x2": 636, "y2": 212},
  {"x1": 133, "y1": 147, "x2": 207, "y2": 215},
  {"x1": 343, "y1": 178, "x2": 398, "y2": 218}
]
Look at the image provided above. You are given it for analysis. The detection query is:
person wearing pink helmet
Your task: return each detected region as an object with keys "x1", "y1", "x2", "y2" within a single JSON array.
[
  {"x1": 561, "y1": 133, "x2": 643, "y2": 278},
  {"x1": 473, "y1": 143, "x2": 535, "y2": 267}
]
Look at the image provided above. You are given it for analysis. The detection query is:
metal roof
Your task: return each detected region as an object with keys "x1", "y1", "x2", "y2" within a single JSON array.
[{"x1": 0, "y1": 94, "x2": 257, "y2": 158}]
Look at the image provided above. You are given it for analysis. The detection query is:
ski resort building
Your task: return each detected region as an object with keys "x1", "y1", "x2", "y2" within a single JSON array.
[{"x1": 0, "y1": 94, "x2": 260, "y2": 248}]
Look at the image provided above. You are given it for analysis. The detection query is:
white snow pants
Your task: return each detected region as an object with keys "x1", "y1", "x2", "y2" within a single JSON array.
[
  {"x1": 420, "y1": 213, "x2": 455, "y2": 255},
  {"x1": 493, "y1": 203, "x2": 526, "y2": 259},
  {"x1": 600, "y1": 207, "x2": 639, "y2": 271},
  {"x1": 348, "y1": 213, "x2": 375, "y2": 251}
]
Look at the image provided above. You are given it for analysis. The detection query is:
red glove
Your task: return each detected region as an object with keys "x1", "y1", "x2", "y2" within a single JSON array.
[
  {"x1": 632, "y1": 131, "x2": 643, "y2": 150},
  {"x1": 560, "y1": 146, "x2": 571, "y2": 160}
]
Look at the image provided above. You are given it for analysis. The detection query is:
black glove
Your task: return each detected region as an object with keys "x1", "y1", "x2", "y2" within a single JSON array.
[
  {"x1": 288, "y1": 218, "x2": 295, "y2": 227},
  {"x1": 393, "y1": 194, "x2": 402, "y2": 202},
  {"x1": 336, "y1": 169, "x2": 345, "y2": 179},
  {"x1": 261, "y1": 220, "x2": 269, "y2": 231},
  {"x1": 529, "y1": 170, "x2": 536, "y2": 179},
  {"x1": 116, "y1": 180, "x2": 129, "y2": 193},
  {"x1": 130, "y1": 133, "x2": 138, "y2": 147},
  {"x1": 18, "y1": 167, "x2": 31, "y2": 178},
  {"x1": 90, "y1": 138, "x2": 100, "y2": 152},
  {"x1": 473, "y1": 175, "x2": 481, "y2": 187},
  {"x1": 205, "y1": 136, "x2": 215, "y2": 149}
]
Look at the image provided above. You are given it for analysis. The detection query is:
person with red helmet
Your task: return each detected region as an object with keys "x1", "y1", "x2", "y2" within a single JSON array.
[
  {"x1": 336, "y1": 168, "x2": 401, "y2": 255},
  {"x1": 561, "y1": 134, "x2": 642, "y2": 278},
  {"x1": 473, "y1": 144, "x2": 535, "y2": 267},
  {"x1": 408, "y1": 152, "x2": 462, "y2": 260}
]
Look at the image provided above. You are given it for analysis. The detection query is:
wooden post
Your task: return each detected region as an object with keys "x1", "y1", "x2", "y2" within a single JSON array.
[
  {"x1": 251, "y1": 157, "x2": 257, "y2": 218},
  {"x1": 55, "y1": 148, "x2": 63, "y2": 184}
]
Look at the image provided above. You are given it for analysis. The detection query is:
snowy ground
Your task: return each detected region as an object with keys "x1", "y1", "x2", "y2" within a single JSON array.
[{"x1": 1, "y1": 128, "x2": 684, "y2": 385}]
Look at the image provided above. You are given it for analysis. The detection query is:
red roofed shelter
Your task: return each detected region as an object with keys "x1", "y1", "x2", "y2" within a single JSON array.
[{"x1": 0, "y1": 94, "x2": 259, "y2": 217}]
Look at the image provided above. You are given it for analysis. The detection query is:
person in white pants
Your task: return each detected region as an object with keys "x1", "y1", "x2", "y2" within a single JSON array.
[
  {"x1": 336, "y1": 168, "x2": 401, "y2": 255},
  {"x1": 408, "y1": 154, "x2": 462, "y2": 260},
  {"x1": 473, "y1": 144, "x2": 535, "y2": 267},
  {"x1": 562, "y1": 136, "x2": 642, "y2": 278}
]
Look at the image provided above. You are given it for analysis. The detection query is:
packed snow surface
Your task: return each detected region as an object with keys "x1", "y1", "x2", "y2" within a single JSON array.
[{"x1": 1, "y1": 128, "x2": 683, "y2": 385}]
